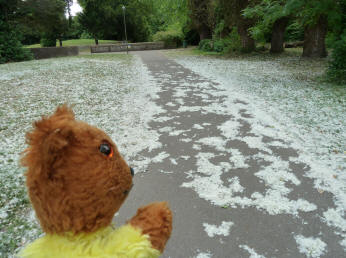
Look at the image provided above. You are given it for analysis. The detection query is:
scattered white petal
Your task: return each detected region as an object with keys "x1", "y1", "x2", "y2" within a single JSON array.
[
  {"x1": 294, "y1": 235, "x2": 327, "y2": 258},
  {"x1": 203, "y1": 221, "x2": 234, "y2": 237}
]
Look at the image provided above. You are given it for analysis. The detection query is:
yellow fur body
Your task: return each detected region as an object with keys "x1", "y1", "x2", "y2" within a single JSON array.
[{"x1": 19, "y1": 224, "x2": 160, "y2": 258}]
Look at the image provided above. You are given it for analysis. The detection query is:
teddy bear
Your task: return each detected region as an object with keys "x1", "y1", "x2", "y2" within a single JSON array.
[{"x1": 19, "y1": 105, "x2": 172, "y2": 257}]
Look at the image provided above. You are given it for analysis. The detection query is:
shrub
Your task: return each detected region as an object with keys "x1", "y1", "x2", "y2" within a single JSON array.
[
  {"x1": 198, "y1": 39, "x2": 207, "y2": 50},
  {"x1": 224, "y1": 27, "x2": 242, "y2": 53},
  {"x1": 80, "y1": 31, "x2": 93, "y2": 39},
  {"x1": 213, "y1": 40, "x2": 226, "y2": 52},
  {"x1": 198, "y1": 39, "x2": 213, "y2": 52},
  {"x1": 284, "y1": 21, "x2": 304, "y2": 42},
  {"x1": 0, "y1": 21, "x2": 33, "y2": 64},
  {"x1": 153, "y1": 27, "x2": 183, "y2": 48},
  {"x1": 197, "y1": 28, "x2": 242, "y2": 54},
  {"x1": 327, "y1": 33, "x2": 346, "y2": 84},
  {"x1": 40, "y1": 34, "x2": 57, "y2": 47},
  {"x1": 184, "y1": 28, "x2": 200, "y2": 45},
  {"x1": 197, "y1": 27, "x2": 242, "y2": 54}
]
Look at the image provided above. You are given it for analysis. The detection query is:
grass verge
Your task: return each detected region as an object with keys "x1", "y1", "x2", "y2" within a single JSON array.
[
  {"x1": 0, "y1": 53, "x2": 134, "y2": 257},
  {"x1": 25, "y1": 39, "x2": 119, "y2": 48}
]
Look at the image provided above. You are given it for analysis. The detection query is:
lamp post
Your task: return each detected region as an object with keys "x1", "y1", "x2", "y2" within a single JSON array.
[{"x1": 122, "y1": 5, "x2": 128, "y2": 54}]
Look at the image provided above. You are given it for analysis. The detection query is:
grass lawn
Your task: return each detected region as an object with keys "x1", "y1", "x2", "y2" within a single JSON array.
[
  {"x1": 165, "y1": 47, "x2": 345, "y2": 173},
  {"x1": 0, "y1": 52, "x2": 160, "y2": 257},
  {"x1": 164, "y1": 46, "x2": 329, "y2": 82},
  {"x1": 25, "y1": 39, "x2": 119, "y2": 48}
]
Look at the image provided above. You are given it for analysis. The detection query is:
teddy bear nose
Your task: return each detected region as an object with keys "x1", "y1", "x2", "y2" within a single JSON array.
[{"x1": 130, "y1": 167, "x2": 134, "y2": 177}]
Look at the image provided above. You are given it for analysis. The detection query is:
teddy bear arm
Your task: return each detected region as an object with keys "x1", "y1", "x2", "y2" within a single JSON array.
[{"x1": 129, "y1": 202, "x2": 172, "y2": 253}]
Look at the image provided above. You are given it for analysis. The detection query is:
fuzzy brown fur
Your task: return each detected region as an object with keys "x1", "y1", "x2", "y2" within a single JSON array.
[
  {"x1": 22, "y1": 105, "x2": 172, "y2": 251},
  {"x1": 129, "y1": 202, "x2": 173, "y2": 252}
]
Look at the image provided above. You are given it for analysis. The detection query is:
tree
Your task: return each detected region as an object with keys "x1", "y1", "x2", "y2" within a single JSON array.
[
  {"x1": 0, "y1": 0, "x2": 33, "y2": 63},
  {"x1": 243, "y1": 0, "x2": 342, "y2": 57},
  {"x1": 23, "y1": 0, "x2": 68, "y2": 47},
  {"x1": 243, "y1": 0, "x2": 290, "y2": 53},
  {"x1": 78, "y1": 0, "x2": 152, "y2": 44},
  {"x1": 326, "y1": 1, "x2": 346, "y2": 83},
  {"x1": 285, "y1": 0, "x2": 342, "y2": 57},
  {"x1": 151, "y1": 0, "x2": 188, "y2": 34},
  {"x1": 218, "y1": 0, "x2": 256, "y2": 52},
  {"x1": 77, "y1": 0, "x2": 106, "y2": 45},
  {"x1": 187, "y1": 0, "x2": 214, "y2": 40},
  {"x1": 65, "y1": 0, "x2": 73, "y2": 26}
]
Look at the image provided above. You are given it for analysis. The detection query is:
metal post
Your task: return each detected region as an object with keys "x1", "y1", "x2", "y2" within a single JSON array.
[{"x1": 122, "y1": 5, "x2": 128, "y2": 54}]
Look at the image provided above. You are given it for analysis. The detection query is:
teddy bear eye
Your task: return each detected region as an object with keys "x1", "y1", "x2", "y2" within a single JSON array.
[{"x1": 99, "y1": 143, "x2": 113, "y2": 158}]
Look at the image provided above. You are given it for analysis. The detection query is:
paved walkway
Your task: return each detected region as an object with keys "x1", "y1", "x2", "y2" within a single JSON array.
[{"x1": 116, "y1": 51, "x2": 344, "y2": 257}]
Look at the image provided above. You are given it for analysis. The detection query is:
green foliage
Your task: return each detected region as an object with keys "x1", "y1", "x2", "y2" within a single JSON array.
[
  {"x1": 184, "y1": 27, "x2": 200, "y2": 45},
  {"x1": 243, "y1": 0, "x2": 288, "y2": 42},
  {"x1": 151, "y1": 0, "x2": 188, "y2": 33},
  {"x1": 0, "y1": 0, "x2": 33, "y2": 62},
  {"x1": 149, "y1": 0, "x2": 190, "y2": 46},
  {"x1": 80, "y1": 31, "x2": 93, "y2": 39},
  {"x1": 188, "y1": 0, "x2": 215, "y2": 31},
  {"x1": 40, "y1": 34, "x2": 57, "y2": 47},
  {"x1": 0, "y1": 21, "x2": 33, "y2": 64},
  {"x1": 198, "y1": 39, "x2": 213, "y2": 51},
  {"x1": 213, "y1": 39, "x2": 228, "y2": 52},
  {"x1": 213, "y1": 20, "x2": 225, "y2": 39},
  {"x1": 78, "y1": 0, "x2": 152, "y2": 42},
  {"x1": 284, "y1": 21, "x2": 304, "y2": 42},
  {"x1": 197, "y1": 27, "x2": 242, "y2": 53},
  {"x1": 284, "y1": 0, "x2": 339, "y2": 26},
  {"x1": 225, "y1": 27, "x2": 242, "y2": 52},
  {"x1": 64, "y1": 16, "x2": 84, "y2": 39},
  {"x1": 17, "y1": 24, "x2": 41, "y2": 45},
  {"x1": 327, "y1": 32, "x2": 346, "y2": 85},
  {"x1": 24, "y1": 0, "x2": 68, "y2": 42},
  {"x1": 153, "y1": 24, "x2": 184, "y2": 47},
  {"x1": 243, "y1": 0, "x2": 343, "y2": 39}
]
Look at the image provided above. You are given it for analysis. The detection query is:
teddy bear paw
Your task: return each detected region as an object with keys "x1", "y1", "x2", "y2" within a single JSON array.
[{"x1": 129, "y1": 202, "x2": 172, "y2": 252}]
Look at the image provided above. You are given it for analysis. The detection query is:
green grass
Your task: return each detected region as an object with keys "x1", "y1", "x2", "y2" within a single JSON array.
[
  {"x1": 163, "y1": 46, "x2": 334, "y2": 83},
  {"x1": 0, "y1": 53, "x2": 135, "y2": 257},
  {"x1": 164, "y1": 46, "x2": 305, "y2": 58},
  {"x1": 25, "y1": 39, "x2": 119, "y2": 48},
  {"x1": 75, "y1": 52, "x2": 131, "y2": 61}
]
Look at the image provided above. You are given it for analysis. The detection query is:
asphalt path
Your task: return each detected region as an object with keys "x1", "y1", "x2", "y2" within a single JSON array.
[{"x1": 115, "y1": 51, "x2": 344, "y2": 258}]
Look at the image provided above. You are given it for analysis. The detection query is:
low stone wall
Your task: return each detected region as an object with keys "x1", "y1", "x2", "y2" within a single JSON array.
[
  {"x1": 30, "y1": 46, "x2": 79, "y2": 59},
  {"x1": 90, "y1": 42, "x2": 164, "y2": 53},
  {"x1": 78, "y1": 45, "x2": 91, "y2": 52}
]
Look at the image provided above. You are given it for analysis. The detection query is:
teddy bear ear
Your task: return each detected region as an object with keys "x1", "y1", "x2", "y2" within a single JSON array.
[
  {"x1": 21, "y1": 105, "x2": 76, "y2": 178},
  {"x1": 24, "y1": 126, "x2": 75, "y2": 179},
  {"x1": 40, "y1": 128, "x2": 72, "y2": 175},
  {"x1": 51, "y1": 104, "x2": 75, "y2": 121}
]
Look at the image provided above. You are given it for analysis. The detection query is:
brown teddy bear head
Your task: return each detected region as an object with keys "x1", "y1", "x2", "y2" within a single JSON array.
[{"x1": 21, "y1": 105, "x2": 133, "y2": 234}]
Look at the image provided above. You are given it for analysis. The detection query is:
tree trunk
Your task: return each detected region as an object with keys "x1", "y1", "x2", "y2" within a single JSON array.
[
  {"x1": 59, "y1": 39, "x2": 63, "y2": 47},
  {"x1": 302, "y1": 15, "x2": 328, "y2": 58},
  {"x1": 95, "y1": 38, "x2": 99, "y2": 45},
  {"x1": 237, "y1": 22, "x2": 255, "y2": 53},
  {"x1": 235, "y1": 0, "x2": 255, "y2": 53},
  {"x1": 198, "y1": 24, "x2": 212, "y2": 40},
  {"x1": 220, "y1": 27, "x2": 230, "y2": 39},
  {"x1": 270, "y1": 17, "x2": 289, "y2": 54}
]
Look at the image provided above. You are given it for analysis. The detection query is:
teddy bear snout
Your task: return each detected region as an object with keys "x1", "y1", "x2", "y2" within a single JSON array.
[
  {"x1": 124, "y1": 183, "x2": 134, "y2": 195},
  {"x1": 130, "y1": 167, "x2": 135, "y2": 177}
]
